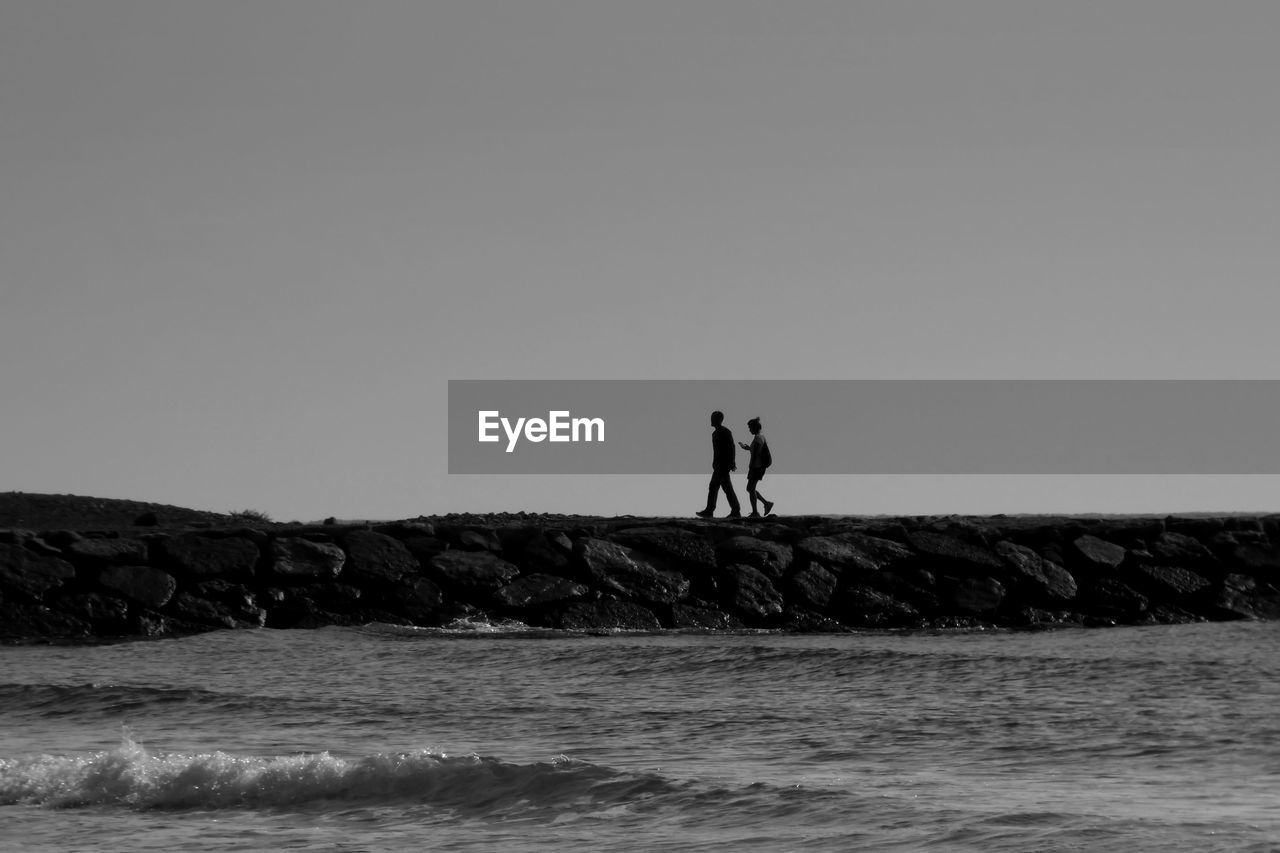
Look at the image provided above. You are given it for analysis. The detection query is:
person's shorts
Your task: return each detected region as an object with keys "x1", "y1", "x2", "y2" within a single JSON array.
[{"x1": 747, "y1": 466, "x2": 765, "y2": 483}]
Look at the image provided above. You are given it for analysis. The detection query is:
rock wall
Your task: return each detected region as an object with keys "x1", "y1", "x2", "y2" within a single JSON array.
[{"x1": 4, "y1": 514, "x2": 1280, "y2": 641}]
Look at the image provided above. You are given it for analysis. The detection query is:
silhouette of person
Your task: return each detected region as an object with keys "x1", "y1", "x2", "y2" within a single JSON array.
[
  {"x1": 739, "y1": 417, "x2": 775, "y2": 518},
  {"x1": 696, "y1": 411, "x2": 741, "y2": 518}
]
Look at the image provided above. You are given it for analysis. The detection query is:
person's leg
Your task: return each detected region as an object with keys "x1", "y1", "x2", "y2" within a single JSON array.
[
  {"x1": 746, "y1": 475, "x2": 760, "y2": 515},
  {"x1": 723, "y1": 473, "x2": 741, "y2": 515},
  {"x1": 704, "y1": 471, "x2": 721, "y2": 512}
]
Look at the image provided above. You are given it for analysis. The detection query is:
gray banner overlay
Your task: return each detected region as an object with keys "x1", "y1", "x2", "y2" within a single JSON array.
[{"x1": 449, "y1": 380, "x2": 1280, "y2": 475}]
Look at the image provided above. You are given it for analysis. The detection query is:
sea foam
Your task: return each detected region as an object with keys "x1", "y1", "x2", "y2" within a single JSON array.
[{"x1": 0, "y1": 730, "x2": 668, "y2": 812}]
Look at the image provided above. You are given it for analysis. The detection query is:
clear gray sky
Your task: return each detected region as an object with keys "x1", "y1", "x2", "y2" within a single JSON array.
[{"x1": 3, "y1": 1, "x2": 1279, "y2": 520}]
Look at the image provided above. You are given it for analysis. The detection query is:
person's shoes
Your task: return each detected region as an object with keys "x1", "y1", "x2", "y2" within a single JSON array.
[
  {"x1": 726, "y1": 510, "x2": 743, "y2": 518},
  {"x1": 762, "y1": 500, "x2": 775, "y2": 516},
  {"x1": 748, "y1": 512, "x2": 762, "y2": 518},
  {"x1": 695, "y1": 509, "x2": 714, "y2": 518}
]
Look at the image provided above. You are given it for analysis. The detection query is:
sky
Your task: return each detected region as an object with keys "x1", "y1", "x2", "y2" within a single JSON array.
[{"x1": 3, "y1": 1, "x2": 1280, "y2": 521}]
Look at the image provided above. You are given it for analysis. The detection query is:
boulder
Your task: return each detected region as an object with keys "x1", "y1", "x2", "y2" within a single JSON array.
[
  {"x1": 192, "y1": 580, "x2": 267, "y2": 626},
  {"x1": 615, "y1": 526, "x2": 718, "y2": 572},
  {"x1": 271, "y1": 538, "x2": 346, "y2": 578},
  {"x1": 796, "y1": 534, "x2": 913, "y2": 574},
  {"x1": 780, "y1": 606, "x2": 850, "y2": 633},
  {"x1": 576, "y1": 538, "x2": 689, "y2": 605},
  {"x1": 99, "y1": 565, "x2": 177, "y2": 608},
  {"x1": 0, "y1": 603, "x2": 90, "y2": 639},
  {"x1": 670, "y1": 603, "x2": 743, "y2": 630},
  {"x1": 520, "y1": 533, "x2": 573, "y2": 574},
  {"x1": 1150, "y1": 532, "x2": 1216, "y2": 567},
  {"x1": 395, "y1": 577, "x2": 446, "y2": 622},
  {"x1": 67, "y1": 538, "x2": 149, "y2": 565},
  {"x1": 494, "y1": 573, "x2": 588, "y2": 609},
  {"x1": 428, "y1": 550, "x2": 521, "y2": 596},
  {"x1": 722, "y1": 564, "x2": 784, "y2": 623},
  {"x1": 158, "y1": 534, "x2": 259, "y2": 579},
  {"x1": 948, "y1": 576, "x2": 1006, "y2": 615},
  {"x1": 787, "y1": 562, "x2": 840, "y2": 611},
  {"x1": 550, "y1": 599, "x2": 662, "y2": 631},
  {"x1": 0, "y1": 544, "x2": 77, "y2": 601},
  {"x1": 908, "y1": 532, "x2": 1004, "y2": 575},
  {"x1": 994, "y1": 541, "x2": 1078, "y2": 604},
  {"x1": 401, "y1": 535, "x2": 448, "y2": 566},
  {"x1": 286, "y1": 583, "x2": 363, "y2": 613},
  {"x1": 1198, "y1": 574, "x2": 1280, "y2": 621},
  {"x1": 716, "y1": 536, "x2": 794, "y2": 580},
  {"x1": 837, "y1": 585, "x2": 920, "y2": 628},
  {"x1": 341, "y1": 530, "x2": 420, "y2": 583},
  {"x1": 1130, "y1": 564, "x2": 1211, "y2": 598},
  {"x1": 170, "y1": 592, "x2": 240, "y2": 629},
  {"x1": 1072, "y1": 535, "x2": 1127, "y2": 571},
  {"x1": 55, "y1": 593, "x2": 130, "y2": 626},
  {"x1": 1082, "y1": 578, "x2": 1149, "y2": 622}
]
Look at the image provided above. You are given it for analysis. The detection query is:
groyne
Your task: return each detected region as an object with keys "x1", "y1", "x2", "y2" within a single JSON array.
[{"x1": 3, "y1": 514, "x2": 1280, "y2": 640}]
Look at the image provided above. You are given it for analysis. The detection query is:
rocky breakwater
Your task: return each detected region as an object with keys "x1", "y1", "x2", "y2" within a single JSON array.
[{"x1": 3, "y1": 514, "x2": 1280, "y2": 641}]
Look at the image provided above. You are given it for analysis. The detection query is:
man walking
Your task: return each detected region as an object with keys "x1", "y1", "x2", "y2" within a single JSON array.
[{"x1": 696, "y1": 410, "x2": 741, "y2": 518}]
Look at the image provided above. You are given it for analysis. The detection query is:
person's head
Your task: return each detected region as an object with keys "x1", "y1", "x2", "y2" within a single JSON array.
[
  {"x1": 710, "y1": 411, "x2": 724, "y2": 427},
  {"x1": 747, "y1": 417, "x2": 761, "y2": 434}
]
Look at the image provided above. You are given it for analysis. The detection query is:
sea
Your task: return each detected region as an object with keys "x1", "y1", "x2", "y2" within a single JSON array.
[{"x1": 2, "y1": 621, "x2": 1278, "y2": 852}]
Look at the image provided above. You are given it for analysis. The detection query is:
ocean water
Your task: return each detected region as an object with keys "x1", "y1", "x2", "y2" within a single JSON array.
[{"x1": 2, "y1": 622, "x2": 1278, "y2": 852}]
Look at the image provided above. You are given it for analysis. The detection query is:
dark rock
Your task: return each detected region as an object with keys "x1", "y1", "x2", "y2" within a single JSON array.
[
  {"x1": 779, "y1": 606, "x2": 850, "y2": 633},
  {"x1": 0, "y1": 603, "x2": 91, "y2": 639},
  {"x1": 616, "y1": 526, "x2": 718, "y2": 572},
  {"x1": 1164, "y1": 516, "x2": 1225, "y2": 538},
  {"x1": 521, "y1": 533, "x2": 573, "y2": 574},
  {"x1": 550, "y1": 599, "x2": 662, "y2": 631},
  {"x1": 40, "y1": 530, "x2": 83, "y2": 549},
  {"x1": 1199, "y1": 574, "x2": 1280, "y2": 620},
  {"x1": 267, "y1": 596, "x2": 364, "y2": 629},
  {"x1": 98, "y1": 565, "x2": 177, "y2": 608},
  {"x1": 23, "y1": 536, "x2": 64, "y2": 556},
  {"x1": 994, "y1": 541, "x2": 1078, "y2": 604},
  {"x1": 133, "y1": 512, "x2": 159, "y2": 527},
  {"x1": 837, "y1": 585, "x2": 921, "y2": 628},
  {"x1": 435, "y1": 526, "x2": 504, "y2": 552},
  {"x1": 1150, "y1": 532, "x2": 1216, "y2": 566},
  {"x1": 67, "y1": 538, "x2": 149, "y2": 565},
  {"x1": 948, "y1": 576, "x2": 1006, "y2": 615},
  {"x1": 55, "y1": 593, "x2": 130, "y2": 626},
  {"x1": 1072, "y1": 535, "x2": 1128, "y2": 571},
  {"x1": 722, "y1": 564, "x2": 784, "y2": 623},
  {"x1": 271, "y1": 538, "x2": 346, "y2": 578},
  {"x1": 288, "y1": 582, "x2": 363, "y2": 612},
  {"x1": 401, "y1": 535, "x2": 448, "y2": 567},
  {"x1": 1231, "y1": 542, "x2": 1280, "y2": 575},
  {"x1": 716, "y1": 536, "x2": 794, "y2": 580},
  {"x1": 193, "y1": 580, "x2": 267, "y2": 626},
  {"x1": 670, "y1": 603, "x2": 743, "y2": 630},
  {"x1": 158, "y1": 534, "x2": 259, "y2": 579},
  {"x1": 170, "y1": 592, "x2": 240, "y2": 629},
  {"x1": 577, "y1": 538, "x2": 689, "y2": 605},
  {"x1": 787, "y1": 562, "x2": 840, "y2": 611},
  {"x1": 875, "y1": 569, "x2": 942, "y2": 615},
  {"x1": 1082, "y1": 578, "x2": 1149, "y2": 622},
  {"x1": 1131, "y1": 564, "x2": 1211, "y2": 598},
  {"x1": 373, "y1": 521, "x2": 437, "y2": 539},
  {"x1": 494, "y1": 573, "x2": 588, "y2": 608},
  {"x1": 395, "y1": 577, "x2": 446, "y2": 622},
  {"x1": 908, "y1": 532, "x2": 1004, "y2": 575},
  {"x1": 796, "y1": 533, "x2": 913, "y2": 574},
  {"x1": 341, "y1": 530, "x2": 420, "y2": 583},
  {"x1": 0, "y1": 544, "x2": 77, "y2": 601},
  {"x1": 428, "y1": 550, "x2": 521, "y2": 596}
]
